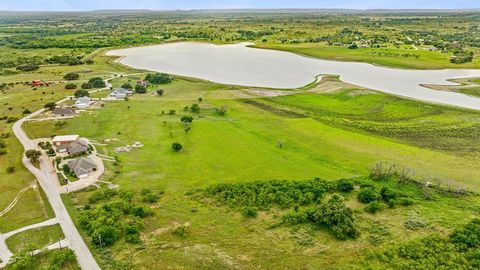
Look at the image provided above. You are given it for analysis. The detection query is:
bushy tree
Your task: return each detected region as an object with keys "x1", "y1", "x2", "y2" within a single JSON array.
[
  {"x1": 87, "y1": 77, "x2": 105, "y2": 88},
  {"x1": 44, "y1": 102, "x2": 57, "y2": 110},
  {"x1": 121, "y1": 83, "x2": 133, "y2": 89},
  {"x1": 156, "y1": 89, "x2": 164, "y2": 96},
  {"x1": 25, "y1": 149, "x2": 42, "y2": 166},
  {"x1": 172, "y1": 142, "x2": 183, "y2": 152},
  {"x1": 74, "y1": 89, "x2": 90, "y2": 98},
  {"x1": 81, "y1": 82, "x2": 93, "y2": 89},
  {"x1": 145, "y1": 73, "x2": 172, "y2": 84},
  {"x1": 181, "y1": 115, "x2": 193, "y2": 123},
  {"x1": 134, "y1": 84, "x2": 147, "y2": 94},
  {"x1": 65, "y1": 83, "x2": 77, "y2": 89},
  {"x1": 91, "y1": 225, "x2": 120, "y2": 247},
  {"x1": 190, "y1": 104, "x2": 200, "y2": 113},
  {"x1": 63, "y1": 72, "x2": 80, "y2": 80}
]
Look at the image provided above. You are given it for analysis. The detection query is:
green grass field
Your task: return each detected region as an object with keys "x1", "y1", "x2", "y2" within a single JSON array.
[
  {"x1": 254, "y1": 43, "x2": 480, "y2": 69},
  {"x1": 21, "y1": 74, "x2": 480, "y2": 269},
  {"x1": 1, "y1": 11, "x2": 480, "y2": 269}
]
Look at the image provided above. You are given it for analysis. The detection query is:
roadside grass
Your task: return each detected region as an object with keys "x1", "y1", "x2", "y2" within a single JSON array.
[
  {"x1": 6, "y1": 224, "x2": 64, "y2": 253},
  {"x1": 0, "y1": 82, "x2": 74, "y2": 233},
  {"x1": 253, "y1": 42, "x2": 480, "y2": 70},
  {"x1": 0, "y1": 186, "x2": 54, "y2": 232}
]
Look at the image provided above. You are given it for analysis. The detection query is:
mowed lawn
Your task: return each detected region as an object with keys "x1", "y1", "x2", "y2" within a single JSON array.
[
  {"x1": 6, "y1": 224, "x2": 63, "y2": 253},
  {"x1": 24, "y1": 90, "x2": 480, "y2": 192}
]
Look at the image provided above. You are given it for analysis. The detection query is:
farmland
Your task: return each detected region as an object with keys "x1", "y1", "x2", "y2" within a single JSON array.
[{"x1": 1, "y1": 10, "x2": 480, "y2": 270}]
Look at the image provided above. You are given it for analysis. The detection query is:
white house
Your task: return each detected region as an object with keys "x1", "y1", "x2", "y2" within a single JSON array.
[
  {"x1": 75, "y1": 96, "x2": 92, "y2": 109},
  {"x1": 109, "y1": 88, "x2": 133, "y2": 99}
]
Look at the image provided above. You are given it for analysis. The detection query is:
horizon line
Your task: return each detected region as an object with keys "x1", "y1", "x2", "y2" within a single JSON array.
[{"x1": 1, "y1": 8, "x2": 480, "y2": 12}]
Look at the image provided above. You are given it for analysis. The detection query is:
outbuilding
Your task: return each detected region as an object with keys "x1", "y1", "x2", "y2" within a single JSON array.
[{"x1": 53, "y1": 135, "x2": 79, "y2": 149}]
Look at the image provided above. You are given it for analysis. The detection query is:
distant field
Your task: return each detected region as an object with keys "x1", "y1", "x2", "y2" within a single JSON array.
[{"x1": 254, "y1": 43, "x2": 480, "y2": 69}]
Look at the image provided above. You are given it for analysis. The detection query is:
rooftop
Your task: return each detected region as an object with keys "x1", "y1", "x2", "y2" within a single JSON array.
[{"x1": 53, "y1": 135, "x2": 79, "y2": 142}]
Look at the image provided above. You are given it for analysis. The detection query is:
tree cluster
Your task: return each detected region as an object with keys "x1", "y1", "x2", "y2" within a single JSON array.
[
  {"x1": 78, "y1": 189, "x2": 154, "y2": 248},
  {"x1": 145, "y1": 73, "x2": 172, "y2": 84}
]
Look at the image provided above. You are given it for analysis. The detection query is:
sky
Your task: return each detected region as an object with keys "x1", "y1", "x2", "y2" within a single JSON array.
[{"x1": 0, "y1": 0, "x2": 479, "y2": 11}]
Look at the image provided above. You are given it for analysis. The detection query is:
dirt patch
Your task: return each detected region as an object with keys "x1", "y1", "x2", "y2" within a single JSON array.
[
  {"x1": 247, "y1": 90, "x2": 290, "y2": 97},
  {"x1": 242, "y1": 99, "x2": 306, "y2": 118},
  {"x1": 184, "y1": 244, "x2": 240, "y2": 269}
]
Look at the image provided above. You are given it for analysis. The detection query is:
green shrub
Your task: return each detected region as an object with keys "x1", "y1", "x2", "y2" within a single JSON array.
[
  {"x1": 141, "y1": 189, "x2": 160, "y2": 203},
  {"x1": 48, "y1": 249, "x2": 77, "y2": 270},
  {"x1": 404, "y1": 213, "x2": 428, "y2": 230},
  {"x1": 364, "y1": 201, "x2": 384, "y2": 214},
  {"x1": 91, "y1": 226, "x2": 120, "y2": 247},
  {"x1": 121, "y1": 83, "x2": 132, "y2": 89},
  {"x1": 281, "y1": 207, "x2": 315, "y2": 224},
  {"x1": 358, "y1": 187, "x2": 381, "y2": 204},
  {"x1": 6, "y1": 116, "x2": 18, "y2": 123},
  {"x1": 397, "y1": 197, "x2": 415, "y2": 206},
  {"x1": 172, "y1": 225, "x2": 188, "y2": 238},
  {"x1": 6, "y1": 166, "x2": 15, "y2": 173},
  {"x1": 16, "y1": 63, "x2": 39, "y2": 71},
  {"x1": 338, "y1": 179, "x2": 354, "y2": 192},
  {"x1": 380, "y1": 187, "x2": 397, "y2": 201},
  {"x1": 314, "y1": 195, "x2": 359, "y2": 240},
  {"x1": 451, "y1": 218, "x2": 480, "y2": 250},
  {"x1": 242, "y1": 206, "x2": 258, "y2": 218}
]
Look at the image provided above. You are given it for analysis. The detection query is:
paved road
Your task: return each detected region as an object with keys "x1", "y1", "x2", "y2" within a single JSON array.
[{"x1": 12, "y1": 101, "x2": 100, "y2": 269}]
